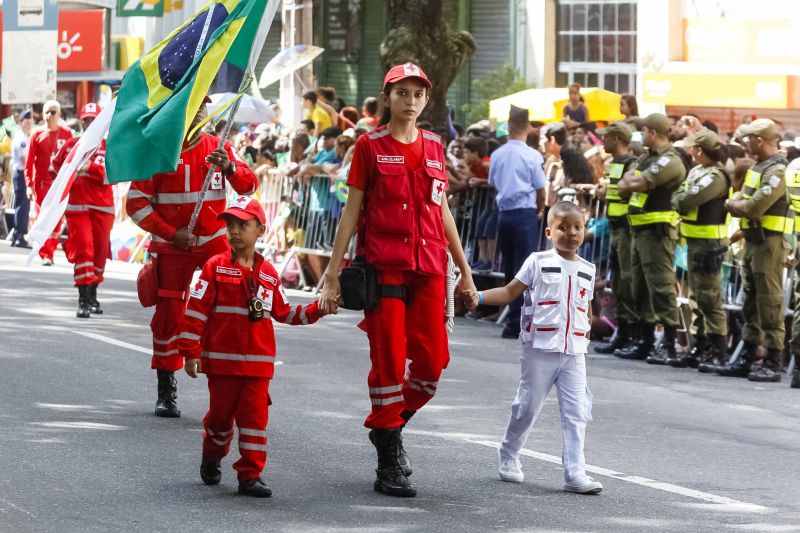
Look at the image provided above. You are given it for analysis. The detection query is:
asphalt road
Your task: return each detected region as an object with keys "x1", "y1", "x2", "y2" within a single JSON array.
[{"x1": 1, "y1": 242, "x2": 799, "y2": 533}]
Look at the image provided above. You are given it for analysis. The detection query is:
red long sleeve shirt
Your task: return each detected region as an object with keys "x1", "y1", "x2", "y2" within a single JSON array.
[
  {"x1": 24, "y1": 126, "x2": 74, "y2": 190},
  {"x1": 178, "y1": 252, "x2": 321, "y2": 378},
  {"x1": 125, "y1": 133, "x2": 258, "y2": 254},
  {"x1": 53, "y1": 138, "x2": 114, "y2": 213}
]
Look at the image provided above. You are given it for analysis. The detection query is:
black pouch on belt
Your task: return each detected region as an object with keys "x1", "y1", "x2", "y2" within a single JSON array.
[
  {"x1": 339, "y1": 257, "x2": 378, "y2": 311},
  {"x1": 743, "y1": 225, "x2": 765, "y2": 244}
]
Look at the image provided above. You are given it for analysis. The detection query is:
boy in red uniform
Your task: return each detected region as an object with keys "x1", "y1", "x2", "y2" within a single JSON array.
[{"x1": 179, "y1": 196, "x2": 325, "y2": 498}]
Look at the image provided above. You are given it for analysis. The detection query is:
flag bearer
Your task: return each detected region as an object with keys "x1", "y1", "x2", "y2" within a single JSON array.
[{"x1": 126, "y1": 98, "x2": 258, "y2": 417}]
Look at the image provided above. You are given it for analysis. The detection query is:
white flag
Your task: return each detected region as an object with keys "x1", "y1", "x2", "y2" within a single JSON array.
[{"x1": 27, "y1": 99, "x2": 117, "y2": 265}]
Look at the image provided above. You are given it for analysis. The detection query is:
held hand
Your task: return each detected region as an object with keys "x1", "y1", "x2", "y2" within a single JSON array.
[
  {"x1": 184, "y1": 358, "x2": 201, "y2": 378},
  {"x1": 462, "y1": 289, "x2": 479, "y2": 311},
  {"x1": 205, "y1": 148, "x2": 231, "y2": 173},
  {"x1": 172, "y1": 226, "x2": 196, "y2": 250},
  {"x1": 318, "y1": 274, "x2": 341, "y2": 315},
  {"x1": 26, "y1": 186, "x2": 34, "y2": 200}
]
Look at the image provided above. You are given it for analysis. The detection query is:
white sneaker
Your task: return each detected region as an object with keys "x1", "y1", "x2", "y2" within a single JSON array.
[
  {"x1": 498, "y1": 452, "x2": 524, "y2": 483},
  {"x1": 564, "y1": 476, "x2": 603, "y2": 494}
]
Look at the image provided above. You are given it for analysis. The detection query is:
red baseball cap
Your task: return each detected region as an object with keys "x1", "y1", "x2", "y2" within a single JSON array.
[
  {"x1": 218, "y1": 196, "x2": 266, "y2": 225},
  {"x1": 383, "y1": 62, "x2": 432, "y2": 91},
  {"x1": 79, "y1": 102, "x2": 101, "y2": 119}
]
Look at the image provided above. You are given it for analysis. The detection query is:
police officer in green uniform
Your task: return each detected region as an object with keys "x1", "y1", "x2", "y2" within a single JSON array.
[
  {"x1": 669, "y1": 129, "x2": 729, "y2": 370},
  {"x1": 617, "y1": 113, "x2": 686, "y2": 364},
  {"x1": 594, "y1": 122, "x2": 641, "y2": 354},
  {"x1": 718, "y1": 119, "x2": 793, "y2": 382},
  {"x1": 782, "y1": 151, "x2": 800, "y2": 388}
]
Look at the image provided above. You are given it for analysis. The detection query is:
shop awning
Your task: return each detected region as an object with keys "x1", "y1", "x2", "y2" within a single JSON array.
[{"x1": 489, "y1": 87, "x2": 625, "y2": 123}]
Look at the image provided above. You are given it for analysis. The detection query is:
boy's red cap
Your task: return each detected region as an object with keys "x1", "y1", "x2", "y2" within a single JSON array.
[
  {"x1": 218, "y1": 196, "x2": 266, "y2": 225},
  {"x1": 79, "y1": 102, "x2": 101, "y2": 119},
  {"x1": 383, "y1": 62, "x2": 431, "y2": 91}
]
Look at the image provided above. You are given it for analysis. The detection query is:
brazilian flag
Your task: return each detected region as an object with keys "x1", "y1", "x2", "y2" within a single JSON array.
[{"x1": 106, "y1": 0, "x2": 269, "y2": 183}]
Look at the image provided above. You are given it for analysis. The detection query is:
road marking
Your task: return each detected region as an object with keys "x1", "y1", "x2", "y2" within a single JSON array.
[
  {"x1": 468, "y1": 439, "x2": 769, "y2": 513},
  {"x1": 406, "y1": 429, "x2": 769, "y2": 514},
  {"x1": 72, "y1": 330, "x2": 283, "y2": 364},
  {"x1": 31, "y1": 421, "x2": 127, "y2": 430}
]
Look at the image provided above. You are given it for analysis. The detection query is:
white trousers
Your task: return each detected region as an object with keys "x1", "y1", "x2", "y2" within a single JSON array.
[{"x1": 499, "y1": 348, "x2": 593, "y2": 484}]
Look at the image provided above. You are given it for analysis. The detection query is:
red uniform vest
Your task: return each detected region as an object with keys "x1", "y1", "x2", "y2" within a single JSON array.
[
  {"x1": 54, "y1": 138, "x2": 114, "y2": 213},
  {"x1": 24, "y1": 126, "x2": 73, "y2": 190},
  {"x1": 356, "y1": 127, "x2": 448, "y2": 277}
]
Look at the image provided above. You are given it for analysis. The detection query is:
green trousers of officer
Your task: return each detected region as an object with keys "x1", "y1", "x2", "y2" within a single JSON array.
[
  {"x1": 631, "y1": 228, "x2": 680, "y2": 329},
  {"x1": 742, "y1": 234, "x2": 786, "y2": 350},
  {"x1": 686, "y1": 239, "x2": 727, "y2": 337},
  {"x1": 789, "y1": 241, "x2": 800, "y2": 356},
  {"x1": 610, "y1": 224, "x2": 636, "y2": 325}
]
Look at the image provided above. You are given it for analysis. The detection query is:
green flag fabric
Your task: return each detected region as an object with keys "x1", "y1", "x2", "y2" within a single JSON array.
[{"x1": 106, "y1": 0, "x2": 267, "y2": 183}]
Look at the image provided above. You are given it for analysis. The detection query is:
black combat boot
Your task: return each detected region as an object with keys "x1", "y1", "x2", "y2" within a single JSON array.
[
  {"x1": 200, "y1": 457, "x2": 222, "y2": 485},
  {"x1": 669, "y1": 335, "x2": 705, "y2": 368},
  {"x1": 716, "y1": 342, "x2": 758, "y2": 378},
  {"x1": 155, "y1": 370, "x2": 180, "y2": 417},
  {"x1": 791, "y1": 367, "x2": 800, "y2": 389},
  {"x1": 370, "y1": 428, "x2": 416, "y2": 497},
  {"x1": 88, "y1": 283, "x2": 103, "y2": 314},
  {"x1": 615, "y1": 325, "x2": 654, "y2": 360},
  {"x1": 748, "y1": 348, "x2": 783, "y2": 382},
  {"x1": 595, "y1": 323, "x2": 631, "y2": 354},
  {"x1": 698, "y1": 334, "x2": 728, "y2": 373},
  {"x1": 646, "y1": 327, "x2": 677, "y2": 365},
  {"x1": 398, "y1": 409, "x2": 416, "y2": 476},
  {"x1": 238, "y1": 477, "x2": 272, "y2": 498},
  {"x1": 76, "y1": 285, "x2": 91, "y2": 319}
]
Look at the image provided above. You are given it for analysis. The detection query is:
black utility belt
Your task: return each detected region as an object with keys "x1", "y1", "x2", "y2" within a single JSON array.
[
  {"x1": 339, "y1": 258, "x2": 408, "y2": 311},
  {"x1": 631, "y1": 223, "x2": 672, "y2": 235},
  {"x1": 742, "y1": 226, "x2": 782, "y2": 244},
  {"x1": 608, "y1": 217, "x2": 629, "y2": 230}
]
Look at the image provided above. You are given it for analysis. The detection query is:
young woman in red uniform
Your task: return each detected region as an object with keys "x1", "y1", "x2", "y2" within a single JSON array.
[{"x1": 319, "y1": 63, "x2": 477, "y2": 498}]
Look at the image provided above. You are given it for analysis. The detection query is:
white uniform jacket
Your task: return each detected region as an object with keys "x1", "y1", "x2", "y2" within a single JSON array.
[{"x1": 519, "y1": 249, "x2": 595, "y2": 355}]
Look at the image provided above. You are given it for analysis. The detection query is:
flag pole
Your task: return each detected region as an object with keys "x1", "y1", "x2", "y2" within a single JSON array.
[{"x1": 186, "y1": 73, "x2": 251, "y2": 236}]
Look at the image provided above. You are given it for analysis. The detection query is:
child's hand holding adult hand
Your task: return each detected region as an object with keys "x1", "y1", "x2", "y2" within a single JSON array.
[{"x1": 185, "y1": 358, "x2": 201, "y2": 378}]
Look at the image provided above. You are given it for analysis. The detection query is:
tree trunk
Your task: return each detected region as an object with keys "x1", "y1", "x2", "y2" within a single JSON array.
[{"x1": 380, "y1": 0, "x2": 475, "y2": 130}]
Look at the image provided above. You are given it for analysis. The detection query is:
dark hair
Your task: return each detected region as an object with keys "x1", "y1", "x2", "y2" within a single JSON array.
[
  {"x1": 453, "y1": 123, "x2": 464, "y2": 138},
  {"x1": 334, "y1": 98, "x2": 346, "y2": 112},
  {"x1": 578, "y1": 121, "x2": 597, "y2": 133},
  {"x1": 786, "y1": 146, "x2": 800, "y2": 162},
  {"x1": 530, "y1": 120, "x2": 545, "y2": 129},
  {"x1": 545, "y1": 126, "x2": 567, "y2": 146},
  {"x1": 363, "y1": 96, "x2": 379, "y2": 115},
  {"x1": 526, "y1": 131, "x2": 540, "y2": 150},
  {"x1": 379, "y1": 86, "x2": 392, "y2": 126},
  {"x1": 341, "y1": 106, "x2": 359, "y2": 126},
  {"x1": 560, "y1": 147, "x2": 594, "y2": 185},
  {"x1": 317, "y1": 86, "x2": 336, "y2": 102},
  {"x1": 464, "y1": 137, "x2": 489, "y2": 158},
  {"x1": 509, "y1": 113, "x2": 530, "y2": 135},
  {"x1": 620, "y1": 94, "x2": 639, "y2": 117},
  {"x1": 300, "y1": 119, "x2": 315, "y2": 132},
  {"x1": 292, "y1": 133, "x2": 311, "y2": 150},
  {"x1": 726, "y1": 143, "x2": 746, "y2": 160},
  {"x1": 699, "y1": 143, "x2": 727, "y2": 164},
  {"x1": 487, "y1": 138, "x2": 501, "y2": 156},
  {"x1": 673, "y1": 147, "x2": 694, "y2": 173},
  {"x1": 702, "y1": 120, "x2": 719, "y2": 133},
  {"x1": 302, "y1": 91, "x2": 318, "y2": 104},
  {"x1": 547, "y1": 200, "x2": 583, "y2": 224}
]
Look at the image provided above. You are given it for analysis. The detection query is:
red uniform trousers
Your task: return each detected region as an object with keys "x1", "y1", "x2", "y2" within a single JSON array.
[
  {"x1": 151, "y1": 248, "x2": 219, "y2": 371},
  {"x1": 203, "y1": 375, "x2": 270, "y2": 482},
  {"x1": 65, "y1": 210, "x2": 114, "y2": 286},
  {"x1": 364, "y1": 270, "x2": 449, "y2": 429},
  {"x1": 34, "y1": 181, "x2": 63, "y2": 261}
]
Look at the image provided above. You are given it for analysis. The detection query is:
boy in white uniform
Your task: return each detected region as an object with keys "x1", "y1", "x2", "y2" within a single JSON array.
[{"x1": 466, "y1": 201, "x2": 602, "y2": 494}]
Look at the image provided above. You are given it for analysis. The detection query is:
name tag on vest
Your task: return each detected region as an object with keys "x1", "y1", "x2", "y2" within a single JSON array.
[
  {"x1": 377, "y1": 155, "x2": 404, "y2": 164},
  {"x1": 425, "y1": 159, "x2": 442, "y2": 170},
  {"x1": 216, "y1": 266, "x2": 242, "y2": 276}
]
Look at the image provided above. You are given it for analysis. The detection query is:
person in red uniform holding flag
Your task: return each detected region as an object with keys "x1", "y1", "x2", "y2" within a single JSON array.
[
  {"x1": 126, "y1": 97, "x2": 258, "y2": 418},
  {"x1": 318, "y1": 63, "x2": 477, "y2": 498},
  {"x1": 53, "y1": 102, "x2": 114, "y2": 318},
  {"x1": 179, "y1": 196, "x2": 325, "y2": 498},
  {"x1": 25, "y1": 100, "x2": 73, "y2": 265}
]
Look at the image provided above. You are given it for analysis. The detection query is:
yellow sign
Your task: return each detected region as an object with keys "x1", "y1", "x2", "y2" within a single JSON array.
[
  {"x1": 642, "y1": 72, "x2": 800, "y2": 109},
  {"x1": 683, "y1": 18, "x2": 800, "y2": 65},
  {"x1": 489, "y1": 87, "x2": 625, "y2": 123}
]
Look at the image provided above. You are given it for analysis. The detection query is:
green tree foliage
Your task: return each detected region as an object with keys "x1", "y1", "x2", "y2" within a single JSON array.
[{"x1": 463, "y1": 64, "x2": 527, "y2": 125}]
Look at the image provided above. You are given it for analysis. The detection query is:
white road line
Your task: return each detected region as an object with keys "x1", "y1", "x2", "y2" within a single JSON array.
[
  {"x1": 468, "y1": 439, "x2": 769, "y2": 513},
  {"x1": 72, "y1": 330, "x2": 284, "y2": 364}
]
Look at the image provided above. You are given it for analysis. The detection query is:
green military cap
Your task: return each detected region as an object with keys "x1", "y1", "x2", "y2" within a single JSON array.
[
  {"x1": 741, "y1": 118, "x2": 780, "y2": 141},
  {"x1": 642, "y1": 113, "x2": 671, "y2": 135},
  {"x1": 683, "y1": 128, "x2": 720, "y2": 151},
  {"x1": 597, "y1": 121, "x2": 632, "y2": 143}
]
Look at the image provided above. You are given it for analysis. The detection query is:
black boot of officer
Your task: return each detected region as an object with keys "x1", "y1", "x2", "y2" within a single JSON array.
[
  {"x1": 615, "y1": 324, "x2": 654, "y2": 360},
  {"x1": 398, "y1": 409, "x2": 415, "y2": 476},
  {"x1": 646, "y1": 327, "x2": 678, "y2": 365},
  {"x1": 669, "y1": 335, "x2": 705, "y2": 368},
  {"x1": 76, "y1": 285, "x2": 91, "y2": 319},
  {"x1": 595, "y1": 322, "x2": 631, "y2": 354},
  {"x1": 155, "y1": 370, "x2": 180, "y2": 417},
  {"x1": 698, "y1": 334, "x2": 727, "y2": 373},
  {"x1": 370, "y1": 428, "x2": 416, "y2": 497},
  {"x1": 748, "y1": 348, "x2": 783, "y2": 382},
  {"x1": 88, "y1": 283, "x2": 103, "y2": 314},
  {"x1": 716, "y1": 342, "x2": 758, "y2": 378},
  {"x1": 791, "y1": 366, "x2": 800, "y2": 389}
]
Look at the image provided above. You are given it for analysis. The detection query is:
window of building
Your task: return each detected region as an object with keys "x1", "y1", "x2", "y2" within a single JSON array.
[{"x1": 556, "y1": 0, "x2": 637, "y2": 95}]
